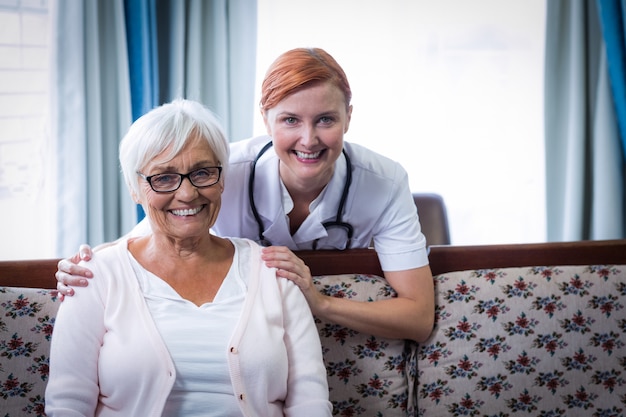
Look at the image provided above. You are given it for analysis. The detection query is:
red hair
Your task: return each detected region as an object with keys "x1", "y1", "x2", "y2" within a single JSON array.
[{"x1": 260, "y1": 48, "x2": 352, "y2": 112}]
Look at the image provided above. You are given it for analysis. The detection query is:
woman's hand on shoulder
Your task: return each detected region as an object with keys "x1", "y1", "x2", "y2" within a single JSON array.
[
  {"x1": 56, "y1": 244, "x2": 95, "y2": 300},
  {"x1": 261, "y1": 246, "x2": 326, "y2": 312}
]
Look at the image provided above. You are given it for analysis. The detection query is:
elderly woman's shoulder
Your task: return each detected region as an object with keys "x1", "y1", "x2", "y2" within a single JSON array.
[{"x1": 82, "y1": 238, "x2": 132, "y2": 268}]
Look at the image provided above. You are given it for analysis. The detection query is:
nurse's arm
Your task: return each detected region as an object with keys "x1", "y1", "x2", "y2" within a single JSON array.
[
  {"x1": 262, "y1": 246, "x2": 435, "y2": 342},
  {"x1": 315, "y1": 265, "x2": 435, "y2": 343}
]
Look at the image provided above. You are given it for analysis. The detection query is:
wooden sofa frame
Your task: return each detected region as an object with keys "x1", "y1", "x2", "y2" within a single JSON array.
[{"x1": 2, "y1": 239, "x2": 626, "y2": 289}]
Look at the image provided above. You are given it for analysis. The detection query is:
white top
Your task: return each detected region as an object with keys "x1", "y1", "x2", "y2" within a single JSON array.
[
  {"x1": 132, "y1": 135, "x2": 428, "y2": 271},
  {"x1": 130, "y1": 240, "x2": 249, "y2": 416}
]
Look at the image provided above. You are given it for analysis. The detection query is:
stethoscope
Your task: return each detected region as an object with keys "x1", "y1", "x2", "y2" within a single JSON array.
[{"x1": 248, "y1": 141, "x2": 354, "y2": 249}]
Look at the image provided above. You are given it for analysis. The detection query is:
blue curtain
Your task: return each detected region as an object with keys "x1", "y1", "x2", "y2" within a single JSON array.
[
  {"x1": 124, "y1": 0, "x2": 160, "y2": 221},
  {"x1": 596, "y1": 0, "x2": 626, "y2": 159},
  {"x1": 124, "y1": 0, "x2": 159, "y2": 121},
  {"x1": 544, "y1": 0, "x2": 625, "y2": 241},
  {"x1": 123, "y1": 0, "x2": 257, "y2": 222},
  {"x1": 51, "y1": 0, "x2": 136, "y2": 257},
  {"x1": 51, "y1": 0, "x2": 256, "y2": 255}
]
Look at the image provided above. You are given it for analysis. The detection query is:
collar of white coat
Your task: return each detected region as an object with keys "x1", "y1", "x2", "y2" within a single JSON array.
[{"x1": 253, "y1": 146, "x2": 349, "y2": 240}]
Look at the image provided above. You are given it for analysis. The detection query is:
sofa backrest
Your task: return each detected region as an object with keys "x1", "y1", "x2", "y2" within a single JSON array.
[
  {"x1": 0, "y1": 287, "x2": 59, "y2": 416},
  {"x1": 2, "y1": 239, "x2": 626, "y2": 288},
  {"x1": 418, "y1": 263, "x2": 626, "y2": 416}
]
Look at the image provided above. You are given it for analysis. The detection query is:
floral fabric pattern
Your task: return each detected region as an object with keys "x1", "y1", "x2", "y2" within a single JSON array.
[
  {"x1": 0, "y1": 287, "x2": 58, "y2": 417},
  {"x1": 418, "y1": 265, "x2": 626, "y2": 417},
  {"x1": 1, "y1": 278, "x2": 415, "y2": 417},
  {"x1": 2, "y1": 264, "x2": 625, "y2": 417},
  {"x1": 313, "y1": 274, "x2": 419, "y2": 417}
]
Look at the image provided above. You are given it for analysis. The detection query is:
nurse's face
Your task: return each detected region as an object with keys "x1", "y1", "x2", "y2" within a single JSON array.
[
  {"x1": 263, "y1": 82, "x2": 352, "y2": 190},
  {"x1": 136, "y1": 135, "x2": 224, "y2": 241}
]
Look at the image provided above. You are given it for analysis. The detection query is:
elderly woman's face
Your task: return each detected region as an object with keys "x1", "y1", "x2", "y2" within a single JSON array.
[
  {"x1": 137, "y1": 134, "x2": 223, "y2": 240},
  {"x1": 263, "y1": 82, "x2": 352, "y2": 190}
]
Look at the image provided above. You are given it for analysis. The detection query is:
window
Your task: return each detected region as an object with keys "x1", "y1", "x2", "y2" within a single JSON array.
[
  {"x1": 0, "y1": 0, "x2": 52, "y2": 260},
  {"x1": 254, "y1": 0, "x2": 547, "y2": 245},
  {"x1": 0, "y1": 0, "x2": 547, "y2": 260}
]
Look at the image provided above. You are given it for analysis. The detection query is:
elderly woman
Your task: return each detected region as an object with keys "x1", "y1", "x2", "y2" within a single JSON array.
[{"x1": 44, "y1": 99, "x2": 332, "y2": 417}]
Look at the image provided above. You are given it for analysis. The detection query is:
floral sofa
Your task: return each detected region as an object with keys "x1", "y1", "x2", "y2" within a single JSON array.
[{"x1": 1, "y1": 239, "x2": 625, "y2": 417}]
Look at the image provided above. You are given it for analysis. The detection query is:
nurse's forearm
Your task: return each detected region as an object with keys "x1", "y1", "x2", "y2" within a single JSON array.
[{"x1": 312, "y1": 295, "x2": 433, "y2": 342}]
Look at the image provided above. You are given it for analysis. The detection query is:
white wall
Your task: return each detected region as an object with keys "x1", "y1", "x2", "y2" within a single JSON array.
[{"x1": 253, "y1": 0, "x2": 547, "y2": 245}]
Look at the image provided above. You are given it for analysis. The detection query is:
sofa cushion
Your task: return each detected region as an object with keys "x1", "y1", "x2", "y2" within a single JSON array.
[
  {"x1": 313, "y1": 274, "x2": 418, "y2": 417},
  {"x1": 0, "y1": 287, "x2": 59, "y2": 417},
  {"x1": 418, "y1": 265, "x2": 626, "y2": 416}
]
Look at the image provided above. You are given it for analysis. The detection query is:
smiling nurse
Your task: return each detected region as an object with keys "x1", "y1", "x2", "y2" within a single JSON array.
[{"x1": 55, "y1": 47, "x2": 435, "y2": 343}]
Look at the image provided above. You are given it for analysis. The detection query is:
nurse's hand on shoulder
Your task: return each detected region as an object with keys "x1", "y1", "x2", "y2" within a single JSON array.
[
  {"x1": 55, "y1": 244, "x2": 95, "y2": 300},
  {"x1": 261, "y1": 246, "x2": 327, "y2": 313}
]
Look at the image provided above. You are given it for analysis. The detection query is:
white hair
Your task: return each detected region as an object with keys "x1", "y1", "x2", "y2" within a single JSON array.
[{"x1": 119, "y1": 98, "x2": 230, "y2": 196}]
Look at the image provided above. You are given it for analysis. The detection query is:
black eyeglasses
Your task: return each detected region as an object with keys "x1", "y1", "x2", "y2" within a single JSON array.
[{"x1": 138, "y1": 166, "x2": 222, "y2": 193}]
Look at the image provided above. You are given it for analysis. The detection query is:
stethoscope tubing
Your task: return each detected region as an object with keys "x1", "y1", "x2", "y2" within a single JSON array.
[{"x1": 248, "y1": 141, "x2": 353, "y2": 248}]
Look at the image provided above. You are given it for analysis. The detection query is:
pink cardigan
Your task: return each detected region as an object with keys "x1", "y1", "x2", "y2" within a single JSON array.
[{"x1": 45, "y1": 238, "x2": 332, "y2": 417}]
